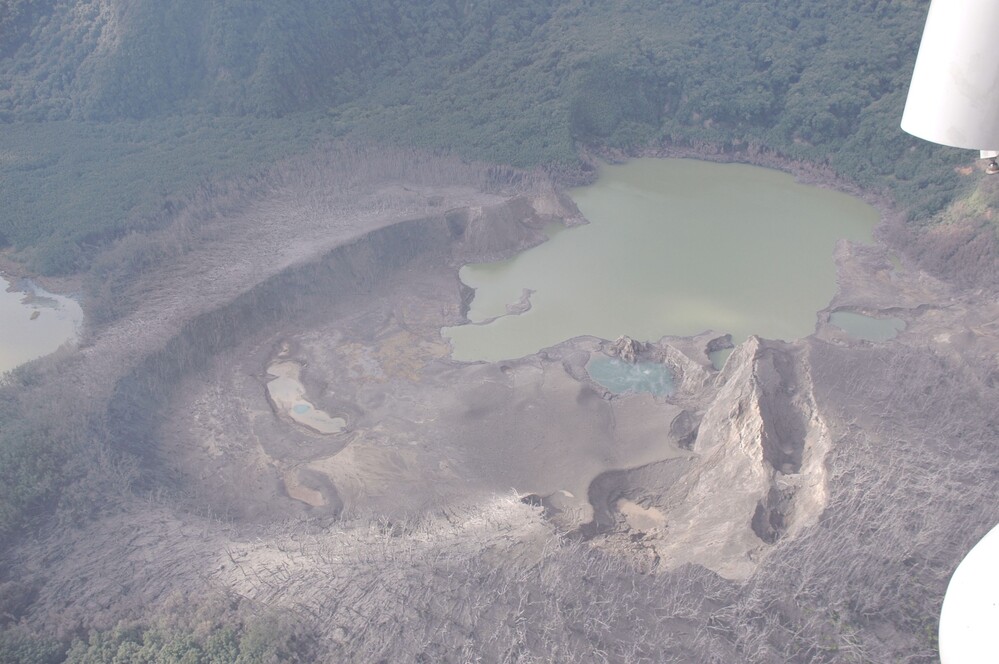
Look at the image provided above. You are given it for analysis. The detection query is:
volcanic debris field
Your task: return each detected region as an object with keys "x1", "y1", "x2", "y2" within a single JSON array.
[{"x1": 0, "y1": 144, "x2": 997, "y2": 662}]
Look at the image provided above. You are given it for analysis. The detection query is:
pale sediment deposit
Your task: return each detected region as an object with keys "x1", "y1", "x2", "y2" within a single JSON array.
[{"x1": 265, "y1": 360, "x2": 347, "y2": 434}]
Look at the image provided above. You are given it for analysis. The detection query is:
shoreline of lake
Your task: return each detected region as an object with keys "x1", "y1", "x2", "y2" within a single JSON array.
[
  {"x1": 445, "y1": 158, "x2": 879, "y2": 362},
  {"x1": 0, "y1": 274, "x2": 84, "y2": 374},
  {"x1": 577, "y1": 140, "x2": 921, "y2": 258}
]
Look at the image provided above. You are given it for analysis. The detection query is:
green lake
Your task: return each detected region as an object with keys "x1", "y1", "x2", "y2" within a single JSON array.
[
  {"x1": 1, "y1": 276, "x2": 83, "y2": 375},
  {"x1": 444, "y1": 159, "x2": 878, "y2": 362},
  {"x1": 829, "y1": 311, "x2": 905, "y2": 342}
]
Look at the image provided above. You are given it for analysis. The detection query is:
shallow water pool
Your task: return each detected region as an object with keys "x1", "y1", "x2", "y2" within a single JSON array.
[
  {"x1": 829, "y1": 311, "x2": 905, "y2": 342},
  {"x1": 586, "y1": 356, "x2": 675, "y2": 396}
]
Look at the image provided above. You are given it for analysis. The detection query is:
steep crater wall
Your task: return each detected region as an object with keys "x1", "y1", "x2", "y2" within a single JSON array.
[{"x1": 104, "y1": 197, "x2": 554, "y2": 470}]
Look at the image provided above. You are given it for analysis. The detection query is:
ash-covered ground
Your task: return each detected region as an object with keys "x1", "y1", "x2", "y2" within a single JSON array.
[{"x1": 6, "y1": 152, "x2": 999, "y2": 662}]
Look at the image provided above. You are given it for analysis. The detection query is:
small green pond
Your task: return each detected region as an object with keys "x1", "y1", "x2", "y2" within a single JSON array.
[
  {"x1": 829, "y1": 311, "x2": 905, "y2": 342},
  {"x1": 586, "y1": 356, "x2": 675, "y2": 396},
  {"x1": 708, "y1": 347, "x2": 735, "y2": 371}
]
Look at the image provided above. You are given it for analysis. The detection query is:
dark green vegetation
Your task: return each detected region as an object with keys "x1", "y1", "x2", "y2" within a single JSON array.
[
  {"x1": 0, "y1": 0, "x2": 969, "y2": 275},
  {"x1": 0, "y1": 595, "x2": 316, "y2": 663},
  {"x1": 0, "y1": 115, "x2": 337, "y2": 274}
]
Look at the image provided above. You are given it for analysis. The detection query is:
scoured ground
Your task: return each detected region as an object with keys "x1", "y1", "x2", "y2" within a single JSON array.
[{"x1": 6, "y1": 155, "x2": 999, "y2": 661}]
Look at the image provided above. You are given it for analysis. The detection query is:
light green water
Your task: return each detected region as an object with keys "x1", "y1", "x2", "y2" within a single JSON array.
[
  {"x1": 444, "y1": 159, "x2": 878, "y2": 362},
  {"x1": 708, "y1": 347, "x2": 735, "y2": 371},
  {"x1": 1, "y1": 276, "x2": 83, "y2": 375},
  {"x1": 586, "y1": 356, "x2": 675, "y2": 396},
  {"x1": 829, "y1": 311, "x2": 905, "y2": 342}
]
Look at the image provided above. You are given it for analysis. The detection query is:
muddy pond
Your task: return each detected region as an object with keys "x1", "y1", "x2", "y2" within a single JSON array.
[
  {"x1": 444, "y1": 159, "x2": 878, "y2": 362},
  {"x1": 1, "y1": 275, "x2": 83, "y2": 375}
]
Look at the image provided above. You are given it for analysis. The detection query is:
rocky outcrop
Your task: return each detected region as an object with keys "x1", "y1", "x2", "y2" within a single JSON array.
[
  {"x1": 608, "y1": 335, "x2": 645, "y2": 363},
  {"x1": 447, "y1": 193, "x2": 573, "y2": 265},
  {"x1": 527, "y1": 189, "x2": 586, "y2": 227},
  {"x1": 633, "y1": 336, "x2": 831, "y2": 580}
]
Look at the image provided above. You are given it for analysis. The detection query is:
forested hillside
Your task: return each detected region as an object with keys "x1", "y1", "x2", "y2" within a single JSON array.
[{"x1": 0, "y1": 0, "x2": 968, "y2": 275}]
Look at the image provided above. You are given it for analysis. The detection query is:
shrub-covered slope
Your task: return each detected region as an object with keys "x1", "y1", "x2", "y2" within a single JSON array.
[{"x1": 0, "y1": 0, "x2": 971, "y2": 274}]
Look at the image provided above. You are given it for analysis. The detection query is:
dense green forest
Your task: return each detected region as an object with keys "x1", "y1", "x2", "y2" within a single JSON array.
[{"x1": 0, "y1": 0, "x2": 969, "y2": 276}]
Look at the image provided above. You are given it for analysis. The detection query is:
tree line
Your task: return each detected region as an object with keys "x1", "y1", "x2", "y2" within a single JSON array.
[{"x1": 0, "y1": 0, "x2": 974, "y2": 276}]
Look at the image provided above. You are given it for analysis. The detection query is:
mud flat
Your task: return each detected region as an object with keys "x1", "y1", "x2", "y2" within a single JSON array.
[
  {"x1": 157, "y1": 266, "x2": 705, "y2": 526},
  {"x1": 145, "y1": 176, "x2": 847, "y2": 580}
]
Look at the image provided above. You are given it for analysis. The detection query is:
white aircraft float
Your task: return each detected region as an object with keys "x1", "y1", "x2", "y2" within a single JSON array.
[
  {"x1": 902, "y1": 0, "x2": 999, "y2": 174},
  {"x1": 901, "y1": 2, "x2": 999, "y2": 661}
]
